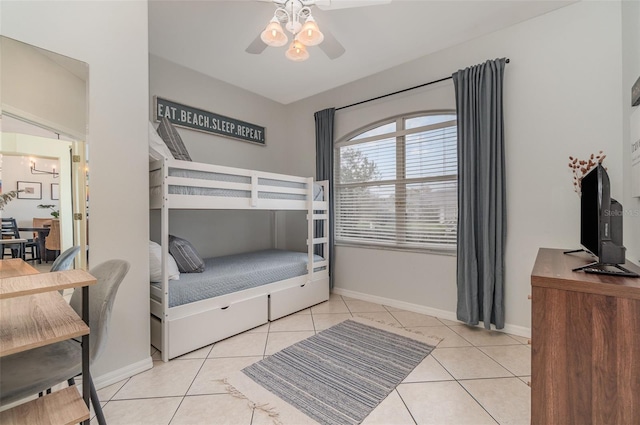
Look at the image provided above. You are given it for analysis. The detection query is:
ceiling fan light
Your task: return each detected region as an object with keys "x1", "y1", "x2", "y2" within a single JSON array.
[
  {"x1": 261, "y1": 17, "x2": 288, "y2": 47},
  {"x1": 285, "y1": 39, "x2": 310, "y2": 62},
  {"x1": 298, "y1": 16, "x2": 324, "y2": 46}
]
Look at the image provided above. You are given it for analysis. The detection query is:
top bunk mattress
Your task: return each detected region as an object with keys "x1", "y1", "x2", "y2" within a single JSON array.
[
  {"x1": 151, "y1": 249, "x2": 325, "y2": 308},
  {"x1": 150, "y1": 167, "x2": 324, "y2": 201}
]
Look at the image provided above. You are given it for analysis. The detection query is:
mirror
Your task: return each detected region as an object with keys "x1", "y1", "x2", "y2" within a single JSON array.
[{"x1": 0, "y1": 36, "x2": 89, "y2": 269}]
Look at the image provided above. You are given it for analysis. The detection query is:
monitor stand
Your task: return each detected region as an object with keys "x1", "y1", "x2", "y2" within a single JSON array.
[
  {"x1": 563, "y1": 249, "x2": 640, "y2": 277},
  {"x1": 572, "y1": 261, "x2": 640, "y2": 278}
]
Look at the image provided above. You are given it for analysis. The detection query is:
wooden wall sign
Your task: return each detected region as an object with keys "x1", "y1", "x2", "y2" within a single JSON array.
[{"x1": 154, "y1": 96, "x2": 266, "y2": 145}]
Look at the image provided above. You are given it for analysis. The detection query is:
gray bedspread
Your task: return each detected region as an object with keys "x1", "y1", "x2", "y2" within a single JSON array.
[{"x1": 151, "y1": 249, "x2": 325, "y2": 308}]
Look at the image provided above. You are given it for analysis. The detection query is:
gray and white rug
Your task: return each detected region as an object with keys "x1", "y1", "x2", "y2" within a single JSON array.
[{"x1": 229, "y1": 317, "x2": 439, "y2": 425}]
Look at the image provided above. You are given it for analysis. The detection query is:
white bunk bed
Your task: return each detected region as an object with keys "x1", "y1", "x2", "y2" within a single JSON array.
[{"x1": 149, "y1": 157, "x2": 330, "y2": 362}]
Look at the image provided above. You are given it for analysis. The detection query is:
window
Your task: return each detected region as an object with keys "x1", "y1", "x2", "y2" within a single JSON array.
[{"x1": 334, "y1": 112, "x2": 457, "y2": 252}]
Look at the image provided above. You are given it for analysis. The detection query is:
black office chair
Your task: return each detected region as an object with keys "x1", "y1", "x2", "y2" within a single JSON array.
[{"x1": 1, "y1": 217, "x2": 39, "y2": 261}]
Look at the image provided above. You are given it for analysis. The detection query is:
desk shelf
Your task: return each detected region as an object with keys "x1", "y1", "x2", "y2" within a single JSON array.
[
  {"x1": 0, "y1": 264, "x2": 97, "y2": 425},
  {"x1": 0, "y1": 386, "x2": 90, "y2": 425}
]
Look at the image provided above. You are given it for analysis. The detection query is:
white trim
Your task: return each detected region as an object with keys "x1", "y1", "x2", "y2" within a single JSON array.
[
  {"x1": 332, "y1": 287, "x2": 531, "y2": 338},
  {"x1": 92, "y1": 356, "x2": 153, "y2": 390}
]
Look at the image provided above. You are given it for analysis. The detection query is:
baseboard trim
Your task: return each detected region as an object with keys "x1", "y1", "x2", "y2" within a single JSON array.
[
  {"x1": 332, "y1": 287, "x2": 531, "y2": 338},
  {"x1": 93, "y1": 356, "x2": 153, "y2": 390}
]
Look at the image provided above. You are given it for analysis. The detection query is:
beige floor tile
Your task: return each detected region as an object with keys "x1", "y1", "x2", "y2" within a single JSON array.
[
  {"x1": 176, "y1": 344, "x2": 213, "y2": 359},
  {"x1": 97, "y1": 378, "x2": 129, "y2": 401},
  {"x1": 113, "y1": 359, "x2": 204, "y2": 399},
  {"x1": 102, "y1": 397, "x2": 182, "y2": 425},
  {"x1": 246, "y1": 322, "x2": 270, "y2": 333},
  {"x1": 389, "y1": 311, "x2": 442, "y2": 327},
  {"x1": 343, "y1": 299, "x2": 388, "y2": 313},
  {"x1": 188, "y1": 356, "x2": 262, "y2": 395},
  {"x1": 403, "y1": 355, "x2": 454, "y2": 383},
  {"x1": 209, "y1": 332, "x2": 268, "y2": 358},
  {"x1": 251, "y1": 405, "x2": 317, "y2": 425},
  {"x1": 460, "y1": 378, "x2": 531, "y2": 425},
  {"x1": 312, "y1": 313, "x2": 352, "y2": 331},
  {"x1": 431, "y1": 347, "x2": 512, "y2": 380},
  {"x1": 397, "y1": 381, "x2": 497, "y2": 424},
  {"x1": 269, "y1": 314, "x2": 315, "y2": 332},
  {"x1": 362, "y1": 390, "x2": 415, "y2": 425},
  {"x1": 383, "y1": 305, "x2": 404, "y2": 312},
  {"x1": 311, "y1": 298, "x2": 350, "y2": 314},
  {"x1": 353, "y1": 311, "x2": 402, "y2": 327},
  {"x1": 450, "y1": 325, "x2": 521, "y2": 346},
  {"x1": 265, "y1": 331, "x2": 315, "y2": 355},
  {"x1": 152, "y1": 350, "x2": 162, "y2": 361},
  {"x1": 150, "y1": 345, "x2": 158, "y2": 356},
  {"x1": 171, "y1": 394, "x2": 254, "y2": 425},
  {"x1": 479, "y1": 345, "x2": 531, "y2": 376},
  {"x1": 405, "y1": 326, "x2": 472, "y2": 348},
  {"x1": 507, "y1": 334, "x2": 531, "y2": 345},
  {"x1": 518, "y1": 376, "x2": 531, "y2": 386},
  {"x1": 294, "y1": 308, "x2": 311, "y2": 315},
  {"x1": 437, "y1": 317, "x2": 466, "y2": 326}
]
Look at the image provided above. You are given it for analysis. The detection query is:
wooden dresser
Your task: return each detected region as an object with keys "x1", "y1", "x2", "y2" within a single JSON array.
[{"x1": 531, "y1": 248, "x2": 640, "y2": 424}]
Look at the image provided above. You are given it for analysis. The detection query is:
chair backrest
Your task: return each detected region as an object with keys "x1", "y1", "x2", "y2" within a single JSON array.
[
  {"x1": 50, "y1": 246, "x2": 81, "y2": 272},
  {"x1": 69, "y1": 259, "x2": 130, "y2": 363},
  {"x1": 45, "y1": 219, "x2": 61, "y2": 251},
  {"x1": 1, "y1": 218, "x2": 20, "y2": 239}
]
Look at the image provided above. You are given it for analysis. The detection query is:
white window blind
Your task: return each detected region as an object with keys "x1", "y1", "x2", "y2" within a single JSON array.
[{"x1": 334, "y1": 114, "x2": 457, "y2": 251}]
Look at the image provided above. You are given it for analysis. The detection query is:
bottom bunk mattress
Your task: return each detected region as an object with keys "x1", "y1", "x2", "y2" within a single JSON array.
[{"x1": 151, "y1": 249, "x2": 325, "y2": 308}]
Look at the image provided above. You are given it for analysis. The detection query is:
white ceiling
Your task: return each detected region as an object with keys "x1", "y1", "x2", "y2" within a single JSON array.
[{"x1": 149, "y1": 0, "x2": 574, "y2": 105}]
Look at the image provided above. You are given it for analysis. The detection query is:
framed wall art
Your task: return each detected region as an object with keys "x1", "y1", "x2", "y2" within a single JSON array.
[{"x1": 17, "y1": 181, "x2": 42, "y2": 199}]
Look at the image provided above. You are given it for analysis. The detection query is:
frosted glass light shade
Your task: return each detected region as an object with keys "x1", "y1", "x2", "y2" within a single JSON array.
[
  {"x1": 298, "y1": 16, "x2": 324, "y2": 46},
  {"x1": 285, "y1": 39, "x2": 310, "y2": 62},
  {"x1": 261, "y1": 18, "x2": 288, "y2": 47}
]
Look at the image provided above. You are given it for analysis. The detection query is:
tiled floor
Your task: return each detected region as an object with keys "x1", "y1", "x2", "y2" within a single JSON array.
[{"x1": 99, "y1": 294, "x2": 531, "y2": 424}]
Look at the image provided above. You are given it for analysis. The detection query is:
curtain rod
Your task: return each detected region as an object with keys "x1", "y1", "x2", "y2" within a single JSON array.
[{"x1": 336, "y1": 58, "x2": 510, "y2": 112}]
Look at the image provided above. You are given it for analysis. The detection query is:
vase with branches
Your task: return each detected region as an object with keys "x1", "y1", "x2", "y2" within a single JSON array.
[
  {"x1": 568, "y1": 151, "x2": 606, "y2": 195},
  {"x1": 0, "y1": 190, "x2": 22, "y2": 211}
]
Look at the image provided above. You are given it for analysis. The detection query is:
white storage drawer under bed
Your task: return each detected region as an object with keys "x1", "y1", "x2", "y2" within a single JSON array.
[
  {"x1": 269, "y1": 277, "x2": 329, "y2": 320},
  {"x1": 152, "y1": 294, "x2": 268, "y2": 359}
]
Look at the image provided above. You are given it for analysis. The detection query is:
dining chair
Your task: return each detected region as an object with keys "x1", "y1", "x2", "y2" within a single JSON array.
[
  {"x1": 44, "y1": 218, "x2": 61, "y2": 262},
  {"x1": 1, "y1": 217, "x2": 39, "y2": 261},
  {"x1": 0, "y1": 259, "x2": 130, "y2": 425}
]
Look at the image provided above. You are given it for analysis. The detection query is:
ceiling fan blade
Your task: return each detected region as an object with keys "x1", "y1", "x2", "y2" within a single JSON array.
[
  {"x1": 246, "y1": 33, "x2": 268, "y2": 55},
  {"x1": 315, "y1": 0, "x2": 391, "y2": 10},
  {"x1": 318, "y1": 28, "x2": 345, "y2": 60}
]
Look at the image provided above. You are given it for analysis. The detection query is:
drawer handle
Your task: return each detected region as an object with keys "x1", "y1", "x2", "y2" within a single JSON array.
[
  {"x1": 221, "y1": 306, "x2": 230, "y2": 310},
  {"x1": 300, "y1": 283, "x2": 306, "y2": 288}
]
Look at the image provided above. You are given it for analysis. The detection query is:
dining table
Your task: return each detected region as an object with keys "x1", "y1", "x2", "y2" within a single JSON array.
[{"x1": 17, "y1": 227, "x2": 50, "y2": 264}]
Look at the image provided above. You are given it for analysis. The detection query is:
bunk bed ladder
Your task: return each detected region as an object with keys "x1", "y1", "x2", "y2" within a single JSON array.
[{"x1": 307, "y1": 179, "x2": 330, "y2": 280}]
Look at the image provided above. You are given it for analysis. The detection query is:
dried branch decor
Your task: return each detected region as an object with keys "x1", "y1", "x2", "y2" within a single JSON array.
[{"x1": 568, "y1": 151, "x2": 606, "y2": 194}]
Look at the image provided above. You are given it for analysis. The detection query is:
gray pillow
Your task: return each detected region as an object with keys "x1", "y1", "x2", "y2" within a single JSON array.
[
  {"x1": 157, "y1": 117, "x2": 192, "y2": 161},
  {"x1": 168, "y1": 235, "x2": 205, "y2": 273}
]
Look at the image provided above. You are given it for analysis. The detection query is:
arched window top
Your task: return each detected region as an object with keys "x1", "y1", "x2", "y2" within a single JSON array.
[{"x1": 334, "y1": 110, "x2": 458, "y2": 253}]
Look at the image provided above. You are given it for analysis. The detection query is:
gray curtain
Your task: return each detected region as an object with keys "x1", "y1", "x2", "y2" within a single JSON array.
[
  {"x1": 314, "y1": 108, "x2": 335, "y2": 288},
  {"x1": 453, "y1": 58, "x2": 507, "y2": 330}
]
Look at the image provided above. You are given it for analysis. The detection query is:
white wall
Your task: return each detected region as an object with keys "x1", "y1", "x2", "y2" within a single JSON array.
[
  {"x1": 286, "y1": 1, "x2": 624, "y2": 333},
  {"x1": 622, "y1": 0, "x2": 640, "y2": 263},
  {"x1": 149, "y1": 55, "x2": 306, "y2": 256},
  {"x1": 1, "y1": 1, "x2": 151, "y2": 381},
  {"x1": 1, "y1": 36, "x2": 87, "y2": 140}
]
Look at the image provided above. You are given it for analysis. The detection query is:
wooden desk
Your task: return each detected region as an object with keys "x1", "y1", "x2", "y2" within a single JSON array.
[
  {"x1": 531, "y1": 248, "x2": 640, "y2": 424},
  {"x1": 0, "y1": 258, "x2": 38, "y2": 279},
  {"x1": 0, "y1": 260, "x2": 96, "y2": 425}
]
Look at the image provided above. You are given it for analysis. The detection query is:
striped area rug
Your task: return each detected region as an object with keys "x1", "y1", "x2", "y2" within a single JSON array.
[{"x1": 241, "y1": 319, "x2": 435, "y2": 425}]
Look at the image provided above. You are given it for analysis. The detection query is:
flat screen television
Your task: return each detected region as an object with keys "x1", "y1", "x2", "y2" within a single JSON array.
[{"x1": 571, "y1": 163, "x2": 638, "y2": 277}]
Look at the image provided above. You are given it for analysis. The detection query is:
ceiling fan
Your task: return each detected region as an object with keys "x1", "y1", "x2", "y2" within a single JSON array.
[{"x1": 246, "y1": 0, "x2": 392, "y2": 61}]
